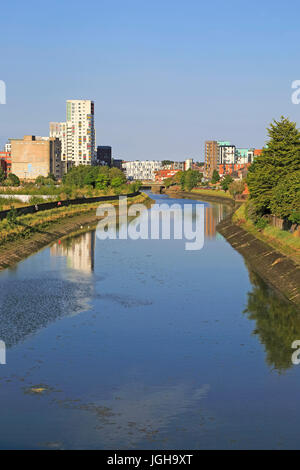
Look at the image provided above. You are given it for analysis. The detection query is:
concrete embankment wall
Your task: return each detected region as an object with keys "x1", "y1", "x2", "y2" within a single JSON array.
[
  {"x1": 0, "y1": 191, "x2": 140, "y2": 221},
  {"x1": 165, "y1": 189, "x2": 235, "y2": 206},
  {"x1": 217, "y1": 217, "x2": 300, "y2": 308}
]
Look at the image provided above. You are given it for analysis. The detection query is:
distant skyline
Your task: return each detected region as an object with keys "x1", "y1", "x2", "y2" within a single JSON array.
[{"x1": 1, "y1": 0, "x2": 300, "y2": 161}]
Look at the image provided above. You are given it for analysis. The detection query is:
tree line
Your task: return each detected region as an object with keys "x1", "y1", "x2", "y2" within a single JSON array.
[{"x1": 247, "y1": 117, "x2": 300, "y2": 225}]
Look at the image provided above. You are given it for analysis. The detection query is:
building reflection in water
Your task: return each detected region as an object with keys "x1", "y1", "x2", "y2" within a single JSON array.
[
  {"x1": 205, "y1": 204, "x2": 228, "y2": 239},
  {"x1": 50, "y1": 231, "x2": 95, "y2": 274}
]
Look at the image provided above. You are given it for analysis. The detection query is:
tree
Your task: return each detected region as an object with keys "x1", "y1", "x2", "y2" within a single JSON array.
[
  {"x1": 7, "y1": 173, "x2": 20, "y2": 187},
  {"x1": 270, "y1": 170, "x2": 300, "y2": 224},
  {"x1": 110, "y1": 176, "x2": 125, "y2": 188},
  {"x1": 162, "y1": 160, "x2": 174, "y2": 166},
  {"x1": 96, "y1": 173, "x2": 110, "y2": 190},
  {"x1": 173, "y1": 171, "x2": 183, "y2": 184},
  {"x1": 0, "y1": 167, "x2": 5, "y2": 184},
  {"x1": 211, "y1": 169, "x2": 220, "y2": 184},
  {"x1": 228, "y1": 180, "x2": 245, "y2": 198},
  {"x1": 35, "y1": 175, "x2": 46, "y2": 185},
  {"x1": 164, "y1": 178, "x2": 174, "y2": 188},
  {"x1": 7, "y1": 206, "x2": 18, "y2": 226},
  {"x1": 220, "y1": 175, "x2": 233, "y2": 191},
  {"x1": 180, "y1": 172, "x2": 185, "y2": 190},
  {"x1": 184, "y1": 169, "x2": 200, "y2": 191},
  {"x1": 83, "y1": 166, "x2": 100, "y2": 187},
  {"x1": 47, "y1": 173, "x2": 56, "y2": 181},
  {"x1": 247, "y1": 116, "x2": 300, "y2": 216},
  {"x1": 109, "y1": 167, "x2": 126, "y2": 182},
  {"x1": 129, "y1": 180, "x2": 142, "y2": 192}
]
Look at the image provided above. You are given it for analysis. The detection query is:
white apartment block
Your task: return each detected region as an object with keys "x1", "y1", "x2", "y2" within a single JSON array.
[
  {"x1": 50, "y1": 100, "x2": 96, "y2": 166},
  {"x1": 122, "y1": 161, "x2": 162, "y2": 180},
  {"x1": 235, "y1": 148, "x2": 255, "y2": 165},
  {"x1": 218, "y1": 143, "x2": 236, "y2": 165},
  {"x1": 67, "y1": 100, "x2": 95, "y2": 165},
  {"x1": 185, "y1": 158, "x2": 193, "y2": 170}
]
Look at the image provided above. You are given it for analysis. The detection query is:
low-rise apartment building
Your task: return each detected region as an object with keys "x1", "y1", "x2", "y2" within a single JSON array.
[{"x1": 122, "y1": 160, "x2": 162, "y2": 180}]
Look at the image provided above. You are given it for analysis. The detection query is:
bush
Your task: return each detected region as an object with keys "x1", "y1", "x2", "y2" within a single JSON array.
[
  {"x1": 228, "y1": 180, "x2": 245, "y2": 198},
  {"x1": 246, "y1": 200, "x2": 261, "y2": 224},
  {"x1": 7, "y1": 207, "x2": 18, "y2": 226},
  {"x1": 255, "y1": 217, "x2": 269, "y2": 230},
  {"x1": 29, "y1": 196, "x2": 46, "y2": 205}
]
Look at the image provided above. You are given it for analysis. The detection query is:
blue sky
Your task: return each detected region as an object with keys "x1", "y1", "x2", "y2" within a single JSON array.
[{"x1": 1, "y1": 0, "x2": 300, "y2": 161}]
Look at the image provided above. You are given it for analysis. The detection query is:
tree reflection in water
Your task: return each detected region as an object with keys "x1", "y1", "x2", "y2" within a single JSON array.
[{"x1": 244, "y1": 266, "x2": 300, "y2": 372}]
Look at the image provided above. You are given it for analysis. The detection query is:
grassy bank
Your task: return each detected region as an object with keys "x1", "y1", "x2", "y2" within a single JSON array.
[
  {"x1": 0, "y1": 193, "x2": 149, "y2": 247},
  {"x1": 191, "y1": 188, "x2": 233, "y2": 199},
  {"x1": 233, "y1": 203, "x2": 300, "y2": 265}
]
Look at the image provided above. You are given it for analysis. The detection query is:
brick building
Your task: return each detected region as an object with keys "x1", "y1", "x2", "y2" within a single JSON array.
[
  {"x1": 205, "y1": 141, "x2": 218, "y2": 179},
  {"x1": 11, "y1": 135, "x2": 63, "y2": 181},
  {"x1": 0, "y1": 151, "x2": 12, "y2": 178}
]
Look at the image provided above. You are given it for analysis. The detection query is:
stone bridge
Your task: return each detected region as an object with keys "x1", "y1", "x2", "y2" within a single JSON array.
[{"x1": 140, "y1": 182, "x2": 165, "y2": 194}]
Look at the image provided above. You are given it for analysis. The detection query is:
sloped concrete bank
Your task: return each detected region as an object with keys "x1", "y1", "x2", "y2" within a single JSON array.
[
  {"x1": 0, "y1": 193, "x2": 152, "y2": 272},
  {"x1": 165, "y1": 189, "x2": 235, "y2": 206},
  {"x1": 0, "y1": 212, "x2": 100, "y2": 271},
  {"x1": 217, "y1": 216, "x2": 300, "y2": 309}
]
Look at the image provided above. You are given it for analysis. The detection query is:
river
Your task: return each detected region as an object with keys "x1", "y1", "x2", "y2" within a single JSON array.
[{"x1": 0, "y1": 191, "x2": 299, "y2": 450}]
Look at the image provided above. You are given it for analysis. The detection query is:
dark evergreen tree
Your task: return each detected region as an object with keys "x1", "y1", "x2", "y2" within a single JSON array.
[{"x1": 247, "y1": 117, "x2": 300, "y2": 216}]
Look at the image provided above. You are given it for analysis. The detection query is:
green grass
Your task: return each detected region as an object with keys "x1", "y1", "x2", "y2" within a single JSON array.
[
  {"x1": 191, "y1": 188, "x2": 233, "y2": 199},
  {"x1": 233, "y1": 203, "x2": 300, "y2": 264},
  {"x1": 0, "y1": 193, "x2": 150, "y2": 247}
]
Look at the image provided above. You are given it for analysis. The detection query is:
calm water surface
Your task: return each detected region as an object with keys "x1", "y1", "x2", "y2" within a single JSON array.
[{"x1": 0, "y1": 192, "x2": 299, "y2": 450}]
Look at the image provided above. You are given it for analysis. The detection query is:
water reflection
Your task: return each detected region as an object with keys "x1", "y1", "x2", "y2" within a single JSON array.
[
  {"x1": 50, "y1": 231, "x2": 95, "y2": 274},
  {"x1": 205, "y1": 205, "x2": 228, "y2": 239},
  {"x1": 52, "y1": 383, "x2": 211, "y2": 449},
  {"x1": 0, "y1": 193, "x2": 299, "y2": 449},
  {"x1": 244, "y1": 267, "x2": 300, "y2": 372},
  {"x1": 0, "y1": 278, "x2": 93, "y2": 348}
]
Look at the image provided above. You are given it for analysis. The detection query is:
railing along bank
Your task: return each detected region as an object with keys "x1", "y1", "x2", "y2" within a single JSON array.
[{"x1": 0, "y1": 191, "x2": 141, "y2": 221}]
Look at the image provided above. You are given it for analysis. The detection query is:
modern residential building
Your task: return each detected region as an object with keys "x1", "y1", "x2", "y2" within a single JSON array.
[
  {"x1": 162, "y1": 162, "x2": 185, "y2": 171},
  {"x1": 10, "y1": 135, "x2": 63, "y2": 181},
  {"x1": 205, "y1": 141, "x2": 219, "y2": 178},
  {"x1": 218, "y1": 142, "x2": 236, "y2": 165},
  {"x1": 206, "y1": 138, "x2": 260, "y2": 179},
  {"x1": 122, "y1": 161, "x2": 162, "y2": 180},
  {"x1": 50, "y1": 99, "x2": 96, "y2": 167},
  {"x1": 49, "y1": 122, "x2": 68, "y2": 161},
  {"x1": 66, "y1": 99, "x2": 95, "y2": 166},
  {"x1": 184, "y1": 158, "x2": 193, "y2": 170},
  {"x1": 96, "y1": 146, "x2": 112, "y2": 166},
  {"x1": 235, "y1": 148, "x2": 255, "y2": 165}
]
